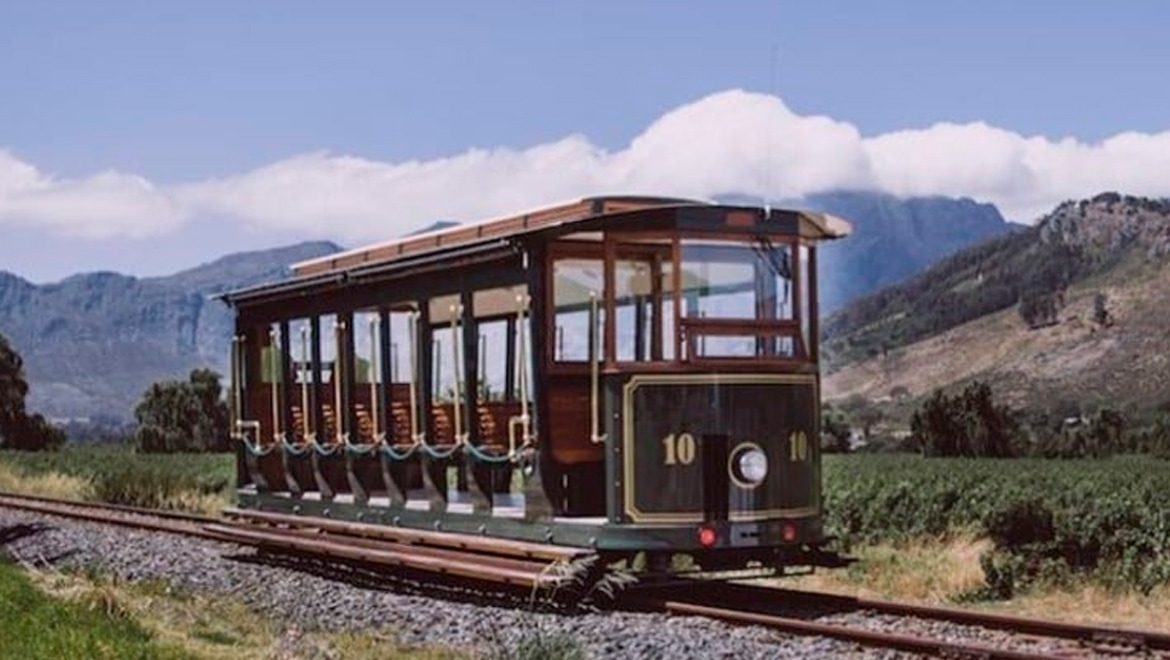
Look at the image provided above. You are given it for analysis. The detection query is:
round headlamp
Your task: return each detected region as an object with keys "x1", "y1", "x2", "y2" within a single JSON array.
[{"x1": 730, "y1": 444, "x2": 768, "y2": 487}]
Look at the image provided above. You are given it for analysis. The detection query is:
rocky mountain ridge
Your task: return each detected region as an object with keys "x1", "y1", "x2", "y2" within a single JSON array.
[
  {"x1": 0, "y1": 241, "x2": 342, "y2": 422},
  {"x1": 824, "y1": 193, "x2": 1170, "y2": 416}
]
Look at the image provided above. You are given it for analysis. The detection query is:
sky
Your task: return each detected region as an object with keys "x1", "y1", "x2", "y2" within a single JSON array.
[{"x1": 1, "y1": 0, "x2": 1168, "y2": 283}]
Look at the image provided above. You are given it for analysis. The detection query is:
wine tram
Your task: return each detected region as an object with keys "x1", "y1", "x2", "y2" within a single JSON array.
[{"x1": 221, "y1": 196, "x2": 851, "y2": 574}]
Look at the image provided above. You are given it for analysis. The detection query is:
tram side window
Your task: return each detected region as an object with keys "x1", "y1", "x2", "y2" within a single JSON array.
[
  {"x1": 614, "y1": 257, "x2": 675, "y2": 362},
  {"x1": 473, "y1": 285, "x2": 529, "y2": 402},
  {"x1": 318, "y1": 314, "x2": 338, "y2": 383},
  {"x1": 552, "y1": 258, "x2": 605, "y2": 362},
  {"x1": 428, "y1": 294, "x2": 461, "y2": 401},
  {"x1": 352, "y1": 311, "x2": 380, "y2": 384},
  {"x1": 388, "y1": 309, "x2": 413, "y2": 384},
  {"x1": 289, "y1": 320, "x2": 313, "y2": 385},
  {"x1": 261, "y1": 323, "x2": 283, "y2": 383}
]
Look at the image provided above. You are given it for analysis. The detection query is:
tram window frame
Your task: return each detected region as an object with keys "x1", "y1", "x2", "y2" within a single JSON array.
[
  {"x1": 606, "y1": 234, "x2": 676, "y2": 366},
  {"x1": 674, "y1": 233, "x2": 807, "y2": 364},
  {"x1": 260, "y1": 322, "x2": 284, "y2": 384},
  {"x1": 548, "y1": 243, "x2": 607, "y2": 369},
  {"x1": 472, "y1": 285, "x2": 529, "y2": 402}
]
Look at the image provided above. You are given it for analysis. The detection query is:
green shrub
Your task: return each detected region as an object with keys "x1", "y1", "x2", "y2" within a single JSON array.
[{"x1": 823, "y1": 455, "x2": 1170, "y2": 594}]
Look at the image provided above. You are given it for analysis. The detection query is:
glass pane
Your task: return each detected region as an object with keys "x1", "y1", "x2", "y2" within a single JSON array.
[
  {"x1": 261, "y1": 323, "x2": 283, "y2": 384},
  {"x1": 553, "y1": 258, "x2": 605, "y2": 362},
  {"x1": 387, "y1": 311, "x2": 413, "y2": 384},
  {"x1": 615, "y1": 259, "x2": 652, "y2": 361},
  {"x1": 319, "y1": 314, "x2": 337, "y2": 384},
  {"x1": 429, "y1": 295, "x2": 460, "y2": 401},
  {"x1": 680, "y1": 240, "x2": 793, "y2": 321},
  {"x1": 694, "y1": 333, "x2": 796, "y2": 358},
  {"x1": 614, "y1": 254, "x2": 675, "y2": 362},
  {"x1": 477, "y1": 319, "x2": 507, "y2": 400},
  {"x1": 353, "y1": 311, "x2": 379, "y2": 384},
  {"x1": 290, "y1": 319, "x2": 313, "y2": 384}
]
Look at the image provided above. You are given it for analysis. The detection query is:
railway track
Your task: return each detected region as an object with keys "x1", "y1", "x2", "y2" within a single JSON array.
[
  {"x1": 0, "y1": 491, "x2": 589, "y2": 591},
  {"x1": 4, "y1": 491, "x2": 1170, "y2": 658},
  {"x1": 622, "y1": 581, "x2": 1170, "y2": 659},
  {"x1": 0, "y1": 491, "x2": 222, "y2": 540}
]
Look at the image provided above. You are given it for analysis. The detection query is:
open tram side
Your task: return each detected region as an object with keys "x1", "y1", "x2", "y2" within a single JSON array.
[{"x1": 221, "y1": 195, "x2": 851, "y2": 575}]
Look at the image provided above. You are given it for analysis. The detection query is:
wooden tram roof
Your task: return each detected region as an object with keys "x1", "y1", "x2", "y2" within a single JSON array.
[
  {"x1": 290, "y1": 195, "x2": 851, "y2": 278},
  {"x1": 290, "y1": 196, "x2": 690, "y2": 278},
  {"x1": 221, "y1": 195, "x2": 851, "y2": 308}
]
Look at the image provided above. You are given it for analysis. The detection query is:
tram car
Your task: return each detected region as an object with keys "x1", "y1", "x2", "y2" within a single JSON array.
[{"x1": 221, "y1": 196, "x2": 851, "y2": 573}]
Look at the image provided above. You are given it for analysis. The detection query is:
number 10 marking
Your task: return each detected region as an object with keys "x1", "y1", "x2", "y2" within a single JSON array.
[
  {"x1": 662, "y1": 432, "x2": 697, "y2": 465},
  {"x1": 789, "y1": 430, "x2": 809, "y2": 462}
]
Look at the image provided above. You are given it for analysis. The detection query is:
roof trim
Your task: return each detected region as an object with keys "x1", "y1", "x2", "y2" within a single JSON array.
[
  {"x1": 798, "y1": 211, "x2": 852, "y2": 239},
  {"x1": 290, "y1": 195, "x2": 705, "y2": 277}
]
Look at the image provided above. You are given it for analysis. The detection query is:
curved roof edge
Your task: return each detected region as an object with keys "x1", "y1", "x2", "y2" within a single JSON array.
[
  {"x1": 798, "y1": 210, "x2": 853, "y2": 239},
  {"x1": 290, "y1": 195, "x2": 707, "y2": 278}
]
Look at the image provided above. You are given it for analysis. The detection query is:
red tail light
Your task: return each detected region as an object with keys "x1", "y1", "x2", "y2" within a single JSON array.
[
  {"x1": 782, "y1": 523, "x2": 798, "y2": 542},
  {"x1": 698, "y1": 526, "x2": 718, "y2": 548}
]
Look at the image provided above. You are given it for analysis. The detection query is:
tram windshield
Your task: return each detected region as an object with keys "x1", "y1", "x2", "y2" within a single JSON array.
[
  {"x1": 678, "y1": 238, "x2": 807, "y2": 361},
  {"x1": 550, "y1": 233, "x2": 814, "y2": 366}
]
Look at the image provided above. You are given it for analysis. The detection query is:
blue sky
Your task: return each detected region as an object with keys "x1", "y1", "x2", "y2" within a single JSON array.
[{"x1": 1, "y1": 0, "x2": 1168, "y2": 282}]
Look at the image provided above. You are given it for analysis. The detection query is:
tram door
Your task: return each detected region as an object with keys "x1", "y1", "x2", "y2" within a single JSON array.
[
  {"x1": 546, "y1": 245, "x2": 673, "y2": 516},
  {"x1": 548, "y1": 255, "x2": 607, "y2": 515}
]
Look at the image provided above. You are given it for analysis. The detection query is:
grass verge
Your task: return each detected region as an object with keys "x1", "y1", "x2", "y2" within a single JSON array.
[
  {"x1": 0, "y1": 557, "x2": 189, "y2": 659},
  {"x1": 783, "y1": 535, "x2": 1170, "y2": 634},
  {"x1": 21, "y1": 564, "x2": 465, "y2": 659},
  {"x1": 0, "y1": 447, "x2": 233, "y2": 515},
  {"x1": 0, "y1": 461, "x2": 93, "y2": 501}
]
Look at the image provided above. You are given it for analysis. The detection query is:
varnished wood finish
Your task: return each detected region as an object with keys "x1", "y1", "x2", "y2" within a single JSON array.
[{"x1": 292, "y1": 197, "x2": 694, "y2": 277}]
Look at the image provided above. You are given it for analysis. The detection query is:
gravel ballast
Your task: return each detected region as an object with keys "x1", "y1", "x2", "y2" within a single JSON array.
[{"x1": 0, "y1": 508, "x2": 1078, "y2": 659}]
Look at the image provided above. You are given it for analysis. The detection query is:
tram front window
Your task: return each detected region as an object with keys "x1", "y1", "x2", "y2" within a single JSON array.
[{"x1": 679, "y1": 238, "x2": 804, "y2": 360}]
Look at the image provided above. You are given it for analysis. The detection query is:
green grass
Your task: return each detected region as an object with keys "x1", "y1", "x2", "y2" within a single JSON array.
[
  {"x1": 0, "y1": 446, "x2": 234, "y2": 514},
  {"x1": 0, "y1": 558, "x2": 190, "y2": 660}
]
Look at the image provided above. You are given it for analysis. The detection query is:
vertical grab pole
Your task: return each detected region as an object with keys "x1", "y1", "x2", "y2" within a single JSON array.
[
  {"x1": 509, "y1": 294, "x2": 532, "y2": 455},
  {"x1": 408, "y1": 311, "x2": 422, "y2": 444},
  {"x1": 449, "y1": 303, "x2": 466, "y2": 445},
  {"x1": 333, "y1": 319, "x2": 347, "y2": 444},
  {"x1": 269, "y1": 328, "x2": 282, "y2": 441},
  {"x1": 300, "y1": 326, "x2": 314, "y2": 442},
  {"x1": 589, "y1": 292, "x2": 606, "y2": 443},
  {"x1": 229, "y1": 336, "x2": 240, "y2": 438},
  {"x1": 369, "y1": 316, "x2": 381, "y2": 441}
]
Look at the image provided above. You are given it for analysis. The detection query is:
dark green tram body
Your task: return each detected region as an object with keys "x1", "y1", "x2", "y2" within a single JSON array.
[{"x1": 223, "y1": 196, "x2": 850, "y2": 571}]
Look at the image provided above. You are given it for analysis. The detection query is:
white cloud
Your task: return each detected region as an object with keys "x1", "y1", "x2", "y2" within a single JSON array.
[
  {"x1": 3, "y1": 89, "x2": 1169, "y2": 240},
  {"x1": 0, "y1": 150, "x2": 184, "y2": 238}
]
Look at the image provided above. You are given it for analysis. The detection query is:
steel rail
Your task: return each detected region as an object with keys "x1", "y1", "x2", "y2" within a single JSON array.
[
  {"x1": 0, "y1": 492, "x2": 582, "y2": 589},
  {"x1": 625, "y1": 580, "x2": 1170, "y2": 658},
  {"x1": 205, "y1": 523, "x2": 569, "y2": 588},
  {"x1": 729, "y1": 582, "x2": 1170, "y2": 654},
  {"x1": 223, "y1": 507, "x2": 589, "y2": 562},
  {"x1": 0, "y1": 491, "x2": 227, "y2": 541},
  {"x1": 656, "y1": 599, "x2": 1062, "y2": 660},
  {"x1": 0, "y1": 490, "x2": 219, "y2": 524}
]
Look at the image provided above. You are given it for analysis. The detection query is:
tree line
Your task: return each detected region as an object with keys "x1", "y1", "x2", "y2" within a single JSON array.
[
  {"x1": 1, "y1": 330, "x2": 228, "y2": 453},
  {"x1": 834, "y1": 379, "x2": 1170, "y2": 460},
  {"x1": 0, "y1": 333, "x2": 65, "y2": 450}
]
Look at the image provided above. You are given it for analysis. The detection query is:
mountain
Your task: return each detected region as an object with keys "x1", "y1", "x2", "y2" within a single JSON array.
[
  {"x1": 0, "y1": 241, "x2": 343, "y2": 422},
  {"x1": 823, "y1": 193, "x2": 1170, "y2": 415},
  {"x1": 805, "y1": 191, "x2": 1012, "y2": 312}
]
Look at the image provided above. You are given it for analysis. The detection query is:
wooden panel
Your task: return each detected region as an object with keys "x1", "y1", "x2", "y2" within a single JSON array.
[
  {"x1": 624, "y1": 378, "x2": 819, "y2": 522},
  {"x1": 546, "y1": 378, "x2": 603, "y2": 464},
  {"x1": 476, "y1": 400, "x2": 523, "y2": 447}
]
